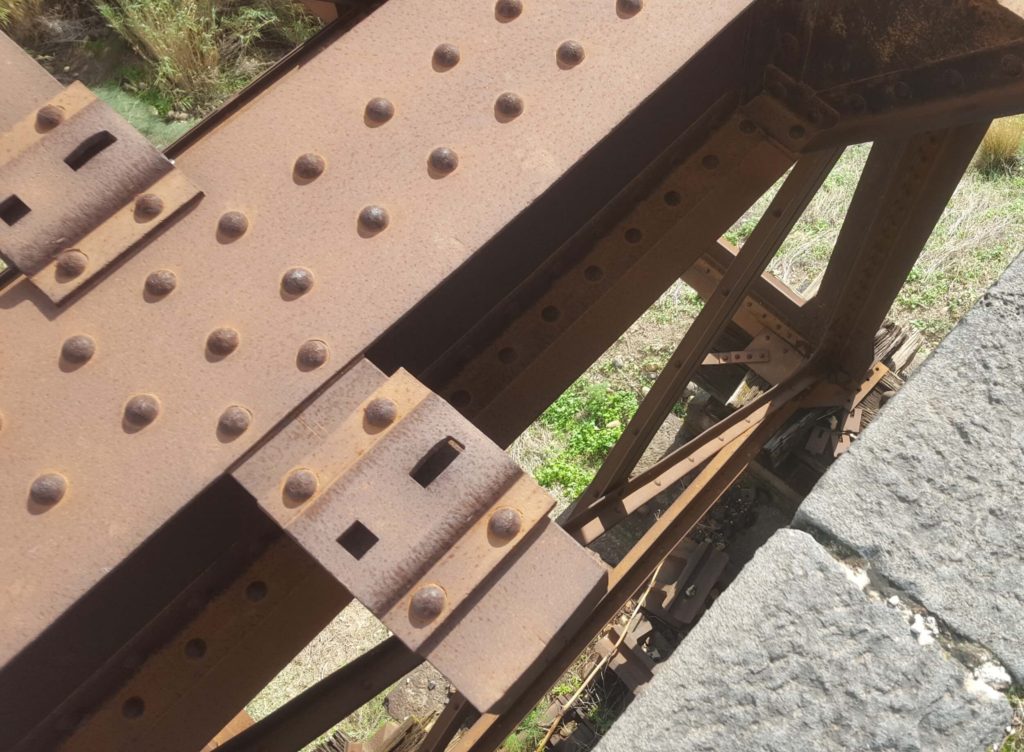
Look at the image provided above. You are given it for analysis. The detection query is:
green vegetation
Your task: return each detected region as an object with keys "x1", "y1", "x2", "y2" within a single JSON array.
[
  {"x1": 94, "y1": 0, "x2": 318, "y2": 114},
  {"x1": 1000, "y1": 686, "x2": 1023, "y2": 752},
  {"x1": 977, "y1": 117, "x2": 1024, "y2": 175},
  {"x1": 533, "y1": 380, "x2": 639, "y2": 500}
]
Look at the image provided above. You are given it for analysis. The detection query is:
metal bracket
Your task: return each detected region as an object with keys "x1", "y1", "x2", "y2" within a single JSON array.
[
  {"x1": 234, "y1": 359, "x2": 606, "y2": 712},
  {"x1": 702, "y1": 349, "x2": 771, "y2": 366},
  {"x1": 742, "y1": 66, "x2": 839, "y2": 152},
  {"x1": 0, "y1": 81, "x2": 201, "y2": 303}
]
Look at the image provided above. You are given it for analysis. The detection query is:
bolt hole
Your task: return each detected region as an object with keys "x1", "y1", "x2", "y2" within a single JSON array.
[
  {"x1": 184, "y1": 638, "x2": 207, "y2": 660},
  {"x1": 0, "y1": 195, "x2": 30, "y2": 226},
  {"x1": 245, "y1": 581, "x2": 268, "y2": 602},
  {"x1": 411, "y1": 437, "x2": 465, "y2": 487},
  {"x1": 663, "y1": 190, "x2": 682, "y2": 206},
  {"x1": 121, "y1": 697, "x2": 145, "y2": 720},
  {"x1": 584, "y1": 265, "x2": 604, "y2": 282},
  {"x1": 541, "y1": 305, "x2": 561, "y2": 323},
  {"x1": 64, "y1": 130, "x2": 117, "y2": 171},
  {"x1": 788, "y1": 125, "x2": 806, "y2": 140},
  {"x1": 701, "y1": 155, "x2": 720, "y2": 170},
  {"x1": 624, "y1": 228, "x2": 643, "y2": 244},
  {"x1": 498, "y1": 347, "x2": 517, "y2": 364},
  {"x1": 337, "y1": 520, "x2": 379, "y2": 560}
]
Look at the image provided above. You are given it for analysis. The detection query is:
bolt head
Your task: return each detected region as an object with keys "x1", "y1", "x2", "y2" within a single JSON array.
[
  {"x1": 36, "y1": 104, "x2": 64, "y2": 130},
  {"x1": 218, "y1": 405, "x2": 252, "y2": 437},
  {"x1": 294, "y1": 153, "x2": 326, "y2": 180},
  {"x1": 358, "y1": 205, "x2": 389, "y2": 234},
  {"x1": 495, "y1": 0, "x2": 522, "y2": 20},
  {"x1": 428, "y1": 147, "x2": 459, "y2": 176},
  {"x1": 1002, "y1": 54, "x2": 1023, "y2": 77},
  {"x1": 364, "y1": 397, "x2": 398, "y2": 428},
  {"x1": 494, "y1": 92, "x2": 524, "y2": 121},
  {"x1": 556, "y1": 40, "x2": 585, "y2": 67},
  {"x1": 61, "y1": 334, "x2": 96, "y2": 364},
  {"x1": 365, "y1": 97, "x2": 395, "y2": 124},
  {"x1": 297, "y1": 339, "x2": 329, "y2": 370},
  {"x1": 134, "y1": 193, "x2": 164, "y2": 219},
  {"x1": 284, "y1": 468, "x2": 318, "y2": 503},
  {"x1": 616, "y1": 0, "x2": 643, "y2": 16},
  {"x1": 55, "y1": 250, "x2": 88, "y2": 279},
  {"x1": 207, "y1": 327, "x2": 240, "y2": 356},
  {"x1": 30, "y1": 473, "x2": 67, "y2": 505},
  {"x1": 124, "y1": 394, "x2": 160, "y2": 428},
  {"x1": 218, "y1": 211, "x2": 249, "y2": 239},
  {"x1": 433, "y1": 43, "x2": 460, "y2": 70},
  {"x1": 410, "y1": 585, "x2": 446, "y2": 623},
  {"x1": 488, "y1": 507, "x2": 522, "y2": 541},
  {"x1": 281, "y1": 267, "x2": 315, "y2": 296},
  {"x1": 145, "y1": 269, "x2": 177, "y2": 296}
]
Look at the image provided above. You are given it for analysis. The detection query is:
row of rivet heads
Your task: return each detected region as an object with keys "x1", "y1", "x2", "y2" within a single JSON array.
[
  {"x1": 278, "y1": 394, "x2": 525, "y2": 626},
  {"x1": 38, "y1": 0, "x2": 649, "y2": 280},
  {"x1": 439, "y1": 118, "x2": 758, "y2": 410},
  {"x1": 21, "y1": 0, "x2": 653, "y2": 507}
]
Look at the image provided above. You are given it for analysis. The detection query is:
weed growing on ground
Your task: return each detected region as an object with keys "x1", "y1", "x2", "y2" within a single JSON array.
[
  {"x1": 533, "y1": 380, "x2": 639, "y2": 499},
  {"x1": 999, "y1": 687, "x2": 1024, "y2": 752},
  {"x1": 94, "y1": 0, "x2": 320, "y2": 115},
  {"x1": 977, "y1": 117, "x2": 1024, "y2": 176}
]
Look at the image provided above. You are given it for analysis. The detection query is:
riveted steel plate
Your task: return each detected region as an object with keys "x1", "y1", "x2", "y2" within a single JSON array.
[
  {"x1": 0, "y1": 83, "x2": 174, "y2": 276},
  {"x1": 0, "y1": 0, "x2": 753, "y2": 669}
]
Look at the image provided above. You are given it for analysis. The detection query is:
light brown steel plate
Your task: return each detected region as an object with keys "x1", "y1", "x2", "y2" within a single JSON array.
[{"x1": 0, "y1": 0, "x2": 753, "y2": 665}]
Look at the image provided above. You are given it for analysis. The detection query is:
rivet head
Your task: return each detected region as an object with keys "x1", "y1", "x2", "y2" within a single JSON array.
[
  {"x1": 488, "y1": 507, "x2": 522, "y2": 541},
  {"x1": 284, "y1": 468, "x2": 318, "y2": 503},
  {"x1": 364, "y1": 97, "x2": 395, "y2": 125},
  {"x1": 134, "y1": 193, "x2": 163, "y2": 219},
  {"x1": 1002, "y1": 54, "x2": 1023, "y2": 77},
  {"x1": 495, "y1": 0, "x2": 522, "y2": 20},
  {"x1": 364, "y1": 397, "x2": 398, "y2": 428},
  {"x1": 207, "y1": 327, "x2": 240, "y2": 357},
  {"x1": 494, "y1": 92, "x2": 524, "y2": 121},
  {"x1": 218, "y1": 211, "x2": 249, "y2": 239},
  {"x1": 433, "y1": 43, "x2": 460, "y2": 70},
  {"x1": 294, "y1": 153, "x2": 325, "y2": 180},
  {"x1": 281, "y1": 267, "x2": 315, "y2": 296},
  {"x1": 358, "y1": 205, "x2": 389, "y2": 234},
  {"x1": 30, "y1": 473, "x2": 67, "y2": 505},
  {"x1": 410, "y1": 585, "x2": 446, "y2": 623},
  {"x1": 55, "y1": 249, "x2": 88, "y2": 279},
  {"x1": 616, "y1": 0, "x2": 643, "y2": 17},
  {"x1": 124, "y1": 394, "x2": 160, "y2": 428},
  {"x1": 61, "y1": 335, "x2": 96, "y2": 364},
  {"x1": 218, "y1": 405, "x2": 252, "y2": 437},
  {"x1": 145, "y1": 269, "x2": 177, "y2": 296},
  {"x1": 428, "y1": 147, "x2": 459, "y2": 176},
  {"x1": 556, "y1": 40, "x2": 585, "y2": 67},
  {"x1": 36, "y1": 104, "x2": 64, "y2": 130},
  {"x1": 297, "y1": 339, "x2": 329, "y2": 370}
]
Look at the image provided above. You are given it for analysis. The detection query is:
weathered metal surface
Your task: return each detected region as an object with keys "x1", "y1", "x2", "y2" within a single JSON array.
[
  {"x1": 58, "y1": 536, "x2": 350, "y2": 752},
  {"x1": 0, "y1": 83, "x2": 181, "y2": 279},
  {"x1": 238, "y1": 362, "x2": 604, "y2": 711},
  {"x1": 702, "y1": 349, "x2": 770, "y2": 366},
  {"x1": 1, "y1": 2, "x2": 1023, "y2": 750},
  {"x1": 0, "y1": 33, "x2": 60, "y2": 131},
  {"x1": 0, "y1": 1, "x2": 756, "y2": 677}
]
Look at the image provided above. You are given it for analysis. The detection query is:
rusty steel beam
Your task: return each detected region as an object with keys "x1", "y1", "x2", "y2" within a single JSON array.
[{"x1": 1, "y1": 2, "x2": 1023, "y2": 751}]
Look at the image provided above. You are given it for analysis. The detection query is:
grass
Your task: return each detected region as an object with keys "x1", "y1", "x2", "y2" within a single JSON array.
[
  {"x1": 94, "y1": 0, "x2": 320, "y2": 115},
  {"x1": 1000, "y1": 687, "x2": 1024, "y2": 751},
  {"x1": 978, "y1": 118, "x2": 1024, "y2": 175},
  {"x1": 92, "y1": 81, "x2": 196, "y2": 147}
]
